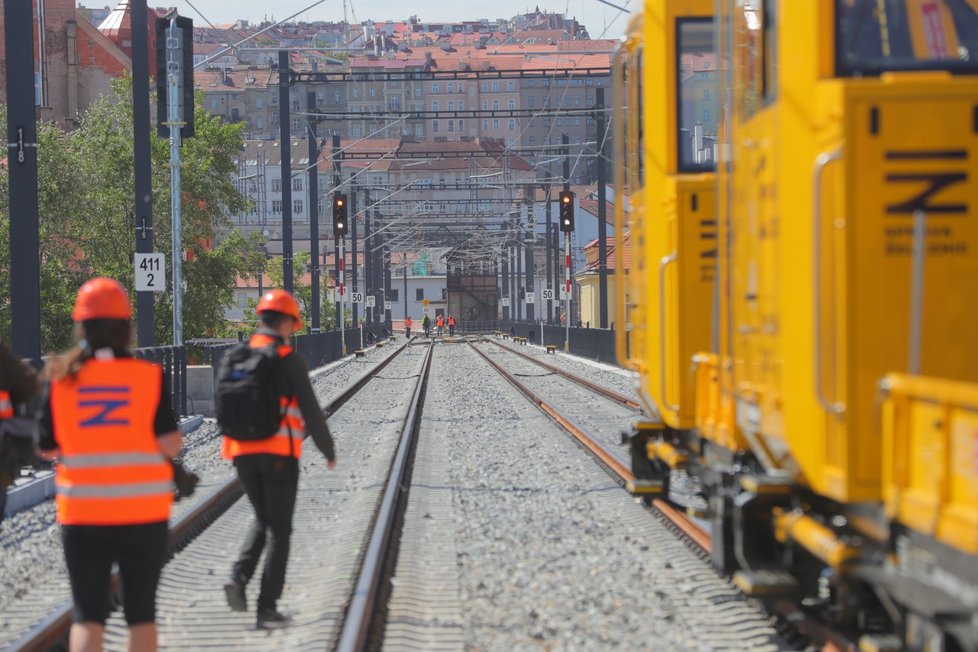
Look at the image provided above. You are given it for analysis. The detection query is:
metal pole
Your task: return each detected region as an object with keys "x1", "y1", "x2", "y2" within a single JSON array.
[
  {"x1": 403, "y1": 251, "x2": 409, "y2": 325},
  {"x1": 596, "y1": 87, "x2": 609, "y2": 329},
  {"x1": 167, "y1": 18, "x2": 184, "y2": 345},
  {"x1": 307, "y1": 91, "x2": 321, "y2": 332},
  {"x1": 278, "y1": 51, "x2": 294, "y2": 294},
  {"x1": 364, "y1": 192, "x2": 372, "y2": 323},
  {"x1": 332, "y1": 134, "x2": 342, "y2": 328},
  {"x1": 132, "y1": 0, "x2": 155, "y2": 346},
  {"x1": 545, "y1": 188, "x2": 553, "y2": 324},
  {"x1": 384, "y1": 237, "x2": 392, "y2": 325},
  {"x1": 501, "y1": 245, "x2": 509, "y2": 320},
  {"x1": 524, "y1": 202, "x2": 535, "y2": 322},
  {"x1": 5, "y1": 2, "x2": 41, "y2": 360},
  {"x1": 563, "y1": 133, "x2": 571, "y2": 351},
  {"x1": 909, "y1": 210, "x2": 927, "y2": 375},
  {"x1": 339, "y1": 237, "x2": 346, "y2": 355},
  {"x1": 351, "y1": 188, "x2": 359, "y2": 325},
  {"x1": 515, "y1": 234, "x2": 523, "y2": 321}
]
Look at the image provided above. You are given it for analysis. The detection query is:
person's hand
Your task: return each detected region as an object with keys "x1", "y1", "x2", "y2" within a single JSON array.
[{"x1": 327, "y1": 459, "x2": 337, "y2": 470}]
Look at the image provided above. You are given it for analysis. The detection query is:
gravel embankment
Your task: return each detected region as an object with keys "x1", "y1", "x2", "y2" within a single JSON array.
[
  {"x1": 385, "y1": 343, "x2": 780, "y2": 651},
  {"x1": 0, "y1": 343, "x2": 400, "y2": 649}
]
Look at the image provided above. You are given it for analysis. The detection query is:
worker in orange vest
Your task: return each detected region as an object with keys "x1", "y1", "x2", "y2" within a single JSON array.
[
  {"x1": 0, "y1": 341, "x2": 40, "y2": 525},
  {"x1": 221, "y1": 289, "x2": 337, "y2": 629},
  {"x1": 405, "y1": 316, "x2": 413, "y2": 339},
  {"x1": 447, "y1": 315, "x2": 456, "y2": 337},
  {"x1": 36, "y1": 278, "x2": 182, "y2": 652},
  {"x1": 436, "y1": 314, "x2": 444, "y2": 337}
]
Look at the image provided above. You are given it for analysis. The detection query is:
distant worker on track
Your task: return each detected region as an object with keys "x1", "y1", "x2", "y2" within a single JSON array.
[
  {"x1": 436, "y1": 314, "x2": 444, "y2": 337},
  {"x1": 217, "y1": 289, "x2": 337, "y2": 630},
  {"x1": 405, "y1": 316, "x2": 412, "y2": 339},
  {"x1": 0, "y1": 341, "x2": 40, "y2": 526},
  {"x1": 37, "y1": 278, "x2": 182, "y2": 652},
  {"x1": 447, "y1": 315, "x2": 456, "y2": 337},
  {"x1": 422, "y1": 314, "x2": 431, "y2": 338}
]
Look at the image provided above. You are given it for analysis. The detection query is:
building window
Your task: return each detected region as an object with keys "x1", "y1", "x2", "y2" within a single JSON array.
[
  {"x1": 703, "y1": 89, "x2": 710, "y2": 100},
  {"x1": 272, "y1": 178, "x2": 282, "y2": 192},
  {"x1": 271, "y1": 94, "x2": 278, "y2": 104},
  {"x1": 389, "y1": 289, "x2": 399, "y2": 301},
  {"x1": 415, "y1": 86, "x2": 422, "y2": 97},
  {"x1": 491, "y1": 82, "x2": 499, "y2": 92},
  {"x1": 458, "y1": 119, "x2": 464, "y2": 130},
  {"x1": 528, "y1": 95, "x2": 536, "y2": 107},
  {"x1": 256, "y1": 116, "x2": 264, "y2": 129},
  {"x1": 448, "y1": 120, "x2": 454, "y2": 132},
  {"x1": 508, "y1": 118, "x2": 516, "y2": 130},
  {"x1": 529, "y1": 135, "x2": 536, "y2": 145},
  {"x1": 703, "y1": 109, "x2": 710, "y2": 122},
  {"x1": 353, "y1": 125, "x2": 363, "y2": 137},
  {"x1": 292, "y1": 119, "x2": 300, "y2": 131},
  {"x1": 294, "y1": 200, "x2": 303, "y2": 214},
  {"x1": 458, "y1": 82, "x2": 464, "y2": 93},
  {"x1": 415, "y1": 124, "x2": 423, "y2": 136},
  {"x1": 272, "y1": 200, "x2": 283, "y2": 213},
  {"x1": 432, "y1": 82, "x2": 440, "y2": 93},
  {"x1": 493, "y1": 119, "x2": 500, "y2": 130},
  {"x1": 370, "y1": 88, "x2": 376, "y2": 97},
  {"x1": 506, "y1": 80, "x2": 514, "y2": 92},
  {"x1": 482, "y1": 119, "x2": 489, "y2": 130},
  {"x1": 482, "y1": 82, "x2": 489, "y2": 92},
  {"x1": 458, "y1": 100, "x2": 464, "y2": 110},
  {"x1": 574, "y1": 117, "x2": 581, "y2": 126},
  {"x1": 271, "y1": 111, "x2": 279, "y2": 125},
  {"x1": 508, "y1": 99, "x2": 515, "y2": 110},
  {"x1": 256, "y1": 98, "x2": 264, "y2": 109},
  {"x1": 352, "y1": 88, "x2": 360, "y2": 98},
  {"x1": 448, "y1": 100, "x2": 454, "y2": 111},
  {"x1": 416, "y1": 288, "x2": 424, "y2": 300},
  {"x1": 432, "y1": 120, "x2": 439, "y2": 132},
  {"x1": 447, "y1": 82, "x2": 454, "y2": 93},
  {"x1": 574, "y1": 96, "x2": 580, "y2": 106},
  {"x1": 482, "y1": 100, "x2": 489, "y2": 110},
  {"x1": 433, "y1": 100, "x2": 439, "y2": 111},
  {"x1": 317, "y1": 91, "x2": 325, "y2": 101},
  {"x1": 492, "y1": 100, "x2": 500, "y2": 110},
  {"x1": 293, "y1": 177, "x2": 303, "y2": 191}
]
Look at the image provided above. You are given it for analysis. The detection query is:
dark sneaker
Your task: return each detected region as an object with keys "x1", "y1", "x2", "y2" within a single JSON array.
[
  {"x1": 257, "y1": 608, "x2": 292, "y2": 629},
  {"x1": 223, "y1": 581, "x2": 247, "y2": 612}
]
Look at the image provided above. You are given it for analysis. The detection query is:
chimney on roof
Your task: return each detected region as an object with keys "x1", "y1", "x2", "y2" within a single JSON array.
[{"x1": 224, "y1": 67, "x2": 234, "y2": 85}]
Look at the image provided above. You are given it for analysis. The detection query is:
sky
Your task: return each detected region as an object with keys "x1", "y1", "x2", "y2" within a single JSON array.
[{"x1": 168, "y1": 0, "x2": 634, "y2": 40}]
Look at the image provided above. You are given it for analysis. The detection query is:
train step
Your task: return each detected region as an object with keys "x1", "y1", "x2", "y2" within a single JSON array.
[{"x1": 732, "y1": 569, "x2": 799, "y2": 597}]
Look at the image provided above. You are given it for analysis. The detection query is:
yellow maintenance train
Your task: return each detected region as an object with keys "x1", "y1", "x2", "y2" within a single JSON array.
[{"x1": 614, "y1": 1, "x2": 978, "y2": 649}]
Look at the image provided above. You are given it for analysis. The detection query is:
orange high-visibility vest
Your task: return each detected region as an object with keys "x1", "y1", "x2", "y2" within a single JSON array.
[
  {"x1": 221, "y1": 333, "x2": 305, "y2": 460},
  {"x1": 405, "y1": 318, "x2": 412, "y2": 327},
  {"x1": 0, "y1": 390, "x2": 13, "y2": 419},
  {"x1": 437, "y1": 316, "x2": 444, "y2": 327},
  {"x1": 448, "y1": 317, "x2": 455, "y2": 326},
  {"x1": 50, "y1": 358, "x2": 173, "y2": 526}
]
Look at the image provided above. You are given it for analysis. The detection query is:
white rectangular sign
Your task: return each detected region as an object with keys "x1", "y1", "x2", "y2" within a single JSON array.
[
  {"x1": 384, "y1": 301, "x2": 393, "y2": 310},
  {"x1": 501, "y1": 297, "x2": 510, "y2": 307},
  {"x1": 366, "y1": 295, "x2": 376, "y2": 308},
  {"x1": 135, "y1": 253, "x2": 165, "y2": 292},
  {"x1": 525, "y1": 292, "x2": 535, "y2": 303},
  {"x1": 352, "y1": 292, "x2": 364, "y2": 303},
  {"x1": 541, "y1": 288, "x2": 555, "y2": 301},
  {"x1": 559, "y1": 286, "x2": 568, "y2": 300}
]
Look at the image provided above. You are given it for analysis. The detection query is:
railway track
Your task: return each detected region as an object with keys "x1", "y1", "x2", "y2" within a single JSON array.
[
  {"x1": 471, "y1": 337, "x2": 860, "y2": 652},
  {"x1": 5, "y1": 342, "x2": 413, "y2": 652}
]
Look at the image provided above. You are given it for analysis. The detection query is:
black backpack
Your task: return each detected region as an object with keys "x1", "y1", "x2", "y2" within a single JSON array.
[{"x1": 215, "y1": 343, "x2": 284, "y2": 441}]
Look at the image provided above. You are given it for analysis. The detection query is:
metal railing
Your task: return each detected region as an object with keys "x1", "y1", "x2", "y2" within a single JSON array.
[{"x1": 134, "y1": 345, "x2": 188, "y2": 417}]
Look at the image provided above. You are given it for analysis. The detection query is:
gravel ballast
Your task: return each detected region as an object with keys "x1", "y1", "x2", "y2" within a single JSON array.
[{"x1": 384, "y1": 343, "x2": 780, "y2": 651}]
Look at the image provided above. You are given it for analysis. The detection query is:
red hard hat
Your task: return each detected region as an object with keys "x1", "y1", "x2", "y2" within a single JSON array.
[
  {"x1": 72, "y1": 277, "x2": 132, "y2": 321},
  {"x1": 256, "y1": 289, "x2": 302, "y2": 331}
]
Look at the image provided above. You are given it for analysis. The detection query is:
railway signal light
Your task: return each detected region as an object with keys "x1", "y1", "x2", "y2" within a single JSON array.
[
  {"x1": 559, "y1": 191, "x2": 575, "y2": 232},
  {"x1": 333, "y1": 193, "x2": 348, "y2": 236}
]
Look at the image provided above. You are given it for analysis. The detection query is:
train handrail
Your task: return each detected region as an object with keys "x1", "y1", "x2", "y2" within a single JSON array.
[
  {"x1": 813, "y1": 148, "x2": 846, "y2": 415},
  {"x1": 659, "y1": 251, "x2": 680, "y2": 415}
]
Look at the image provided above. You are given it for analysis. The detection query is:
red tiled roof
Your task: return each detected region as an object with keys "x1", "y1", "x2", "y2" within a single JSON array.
[{"x1": 582, "y1": 236, "x2": 629, "y2": 271}]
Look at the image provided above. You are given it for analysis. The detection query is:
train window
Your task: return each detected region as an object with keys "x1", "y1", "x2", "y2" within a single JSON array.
[
  {"x1": 677, "y1": 19, "x2": 717, "y2": 172},
  {"x1": 733, "y1": 0, "x2": 777, "y2": 120},
  {"x1": 626, "y1": 46, "x2": 645, "y2": 189},
  {"x1": 837, "y1": 0, "x2": 978, "y2": 75}
]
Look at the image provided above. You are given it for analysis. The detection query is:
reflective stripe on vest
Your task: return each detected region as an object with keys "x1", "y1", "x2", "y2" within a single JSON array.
[
  {"x1": 51, "y1": 358, "x2": 172, "y2": 526},
  {"x1": 0, "y1": 390, "x2": 13, "y2": 419},
  {"x1": 221, "y1": 334, "x2": 305, "y2": 460}
]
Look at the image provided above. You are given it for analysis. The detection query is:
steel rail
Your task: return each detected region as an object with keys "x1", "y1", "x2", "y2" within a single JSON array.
[
  {"x1": 485, "y1": 338, "x2": 642, "y2": 410},
  {"x1": 8, "y1": 343, "x2": 411, "y2": 652},
  {"x1": 336, "y1": 342, "x2": 434, "y2": 652}
]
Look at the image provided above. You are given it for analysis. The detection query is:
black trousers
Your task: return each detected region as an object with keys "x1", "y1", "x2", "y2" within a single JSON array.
[{"x1": 231, "y1": 454, "x2": 298, "y2": 611}]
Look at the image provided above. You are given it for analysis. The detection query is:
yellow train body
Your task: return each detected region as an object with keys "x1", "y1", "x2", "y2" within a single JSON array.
[{"x1": 617, "y1": 1, "x2": 978, "y2": 647}]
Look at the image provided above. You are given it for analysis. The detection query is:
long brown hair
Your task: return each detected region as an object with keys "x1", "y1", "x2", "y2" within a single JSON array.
[{"x1": 46, "y1": 319, "x2": 132, "y2": 381}]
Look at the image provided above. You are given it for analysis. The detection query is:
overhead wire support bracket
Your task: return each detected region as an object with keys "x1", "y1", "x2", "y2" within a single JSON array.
[{"x1": 289, "y1": 67, "x2": 612, "y2": 84}]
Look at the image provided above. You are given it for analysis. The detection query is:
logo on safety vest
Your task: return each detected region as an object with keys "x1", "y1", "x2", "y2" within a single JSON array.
[{"x1": 78, "y1": 386, "x2": 131, "y2": 428}]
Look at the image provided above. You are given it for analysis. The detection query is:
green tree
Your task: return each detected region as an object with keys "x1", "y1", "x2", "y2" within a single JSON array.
[
  {"x1": 247, "y1": 251, "x2": 337, "y2": 332},
  {"x1": 0, "y1": 78, "x2": 265, "y2": 350}
]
